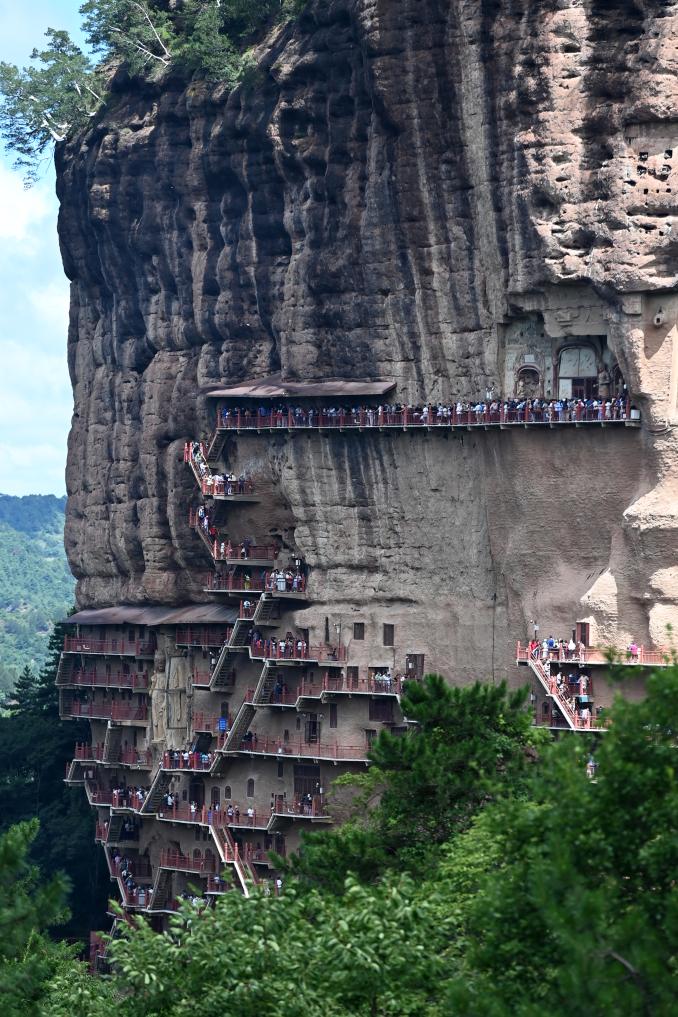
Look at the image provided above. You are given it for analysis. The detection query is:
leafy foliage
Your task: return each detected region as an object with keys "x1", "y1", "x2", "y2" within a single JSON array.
[
  {"x1": 0, "y1": 819, "x2": 76, "y2": 1017},
  {"x1": 0, "y1": 624, "x2": 109, "y2": 944},
  {"x1": 7, "y1": 668, "x2": 678, "y2": 1015},
  {"x1": 0, "y1": 1, "x2": 308, "y2": 179},
  {"x1": 0, "y1": 495, "x2": 74, "y2": 690},
  {"x1": 287, "y1": 674, "x2": 534, "y2": 891},
  {"x1": 447, "y1": 663, "x2": 678, "y2": 1017},
  {"x1": 0, "y1": 32, "x2": 103, "y2": 183}
]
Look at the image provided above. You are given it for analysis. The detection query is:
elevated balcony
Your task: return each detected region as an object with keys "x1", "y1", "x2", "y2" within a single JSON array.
[
  {"x1": 322, "y1": 673, "x2": 402, "y2": 696},
  {"x1": 59, "y1": 693, "x2": 148, "y2": 724},
  {"x1": 159, "y1": 849, "x2": 217, "y2": 875},
  {"x1": 184, "y1": 443, "x2": 259, "y2": 500},
  {"x1": 268, "y1": 794, "x2": 330, "y2": 827},
  {"x1": 61, "y1": 668, "x2": 150, "y2": 691},
  {"x1": 192, "y1": 711, "x2": 232, "y2": 735},
  {"x1": 206, "y1": 874, "x2": 233, "y2": 894},
  {"x1": 63, "y1": 635, "x2": 156, "y2": 657},
  {"x1": 86, "y1": 783, "x2": 148, "y2": 812},
  {"x1": 517, "y1": 647, "x2": 604, "y2": 732},
  {"x1": 210, "y1": 400, "x2": 639, "y2": 435},
  {"x1": 232, "y1": 734, "x2": 369, "y2": 763},
  {"x1": 516, "y1": 641, "x2": 672, "y2": 668},
  {"x1": 204, "y1": 572, "x2": 308, "y2": 600},
  {"x1": 175, "y1": 626, "x2": 232, "y2": 648},
  {"x1": 161, "y1": 749, "x2": 215, "y2": 772},
  {"x1": 76, "y1": 742, "x2": 152, "y2": 769},
  {"x1": 249, "y1": 639, "x2": 346, "y2": 666}
]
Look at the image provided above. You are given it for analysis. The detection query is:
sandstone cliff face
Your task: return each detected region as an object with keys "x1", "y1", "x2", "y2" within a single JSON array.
[{"x1": 57, "y1": 0, "x2": 678, "y2": 681}]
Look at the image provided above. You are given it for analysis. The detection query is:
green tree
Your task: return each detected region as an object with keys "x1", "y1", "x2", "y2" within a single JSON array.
[
  {"x1": 446, "y1": 664, "x2": 678, "y2": 1017},
  {"x1": 0, "y1": 820, "x2": 76, "y2": 1017},
  {"x1": 0, "y1": 624, "x2": 109, "y2": 942},
  {"x1": 0, "y1": 30, "x2": 102, "y2": 181},
  {"x1": 288, "y1": 674, "x2": 534, "y2": 891},
  {"x1": 43, "y1": 876, "x2": 448, "y2": 1017},
  {"x1": 80, "y1": 1, "x2": 176, "y2": 74}
]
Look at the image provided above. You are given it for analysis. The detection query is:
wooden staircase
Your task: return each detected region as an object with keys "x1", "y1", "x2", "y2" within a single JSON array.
[
  {"x1": 209, "y1": 618, "x2": 251, "y2": 688},
  {"x1": 148, "y1": 868, "x2": 172, "y2": 912},
  {"x1": 221, "y1": 703, "x2": 256, "y2": 752},
  {"x1": 141, "y1": 769, "x2": 172, "y2": 815},
  {"x1": 253, "y1": 663, "x2": 278, "y2": 705},
  {"x1": 102, "y1": 724, "x2": 123, "y2": 764},
  {"x1": 206, "y1": 429, "x2": 227, "y2": 465},
  {"x1": 253, "y1": 593, "x2": 279, "y2": 626},
  {"x1": 55, "y1": 653, "x2": 74, "y2": 686}
]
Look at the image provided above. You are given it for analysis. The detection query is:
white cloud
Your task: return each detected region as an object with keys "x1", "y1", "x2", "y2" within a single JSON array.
[
  {"x1": 0, "y1": 164, "x2": 53, "y2": 244},
  {"x1": 0, "y1": 440, "x2": 67, "y2": 496},
  {"x1": 29, "y1": 279, "x2": 70, "y2": 332}
]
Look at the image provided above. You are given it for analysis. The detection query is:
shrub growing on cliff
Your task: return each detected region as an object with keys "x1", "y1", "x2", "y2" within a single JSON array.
[
  {"x1": 0, "y1": 1, "x2": 307, "y2": 180},
  {"x1": 0, "y1": 30, "x2": 103, "y2": 182}
]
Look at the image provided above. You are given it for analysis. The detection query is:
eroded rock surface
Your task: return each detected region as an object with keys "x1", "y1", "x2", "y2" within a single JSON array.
[{"x1": 57, "y1": 0, "x2": 678, "y2": 679}]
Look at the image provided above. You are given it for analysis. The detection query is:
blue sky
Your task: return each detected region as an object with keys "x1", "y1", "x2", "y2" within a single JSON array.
[{"x1": 0, "y1": 1, "x2": 86, "y2": 496}]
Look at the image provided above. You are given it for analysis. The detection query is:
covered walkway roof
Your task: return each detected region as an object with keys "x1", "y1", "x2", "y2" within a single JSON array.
[
  {"x1": 64, "y1": 604, "x2": 238, "y2": 627},
  {"x1": 206, "y1": 373, "x2": 396, "y2": 400}
]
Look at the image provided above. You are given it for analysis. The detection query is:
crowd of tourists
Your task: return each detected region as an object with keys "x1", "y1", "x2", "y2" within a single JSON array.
[
  {"x1": 187, "y1": 442, "x2": 254, "y2": 494},
  {"x1": 217, "y1": 393, "x2": 634, "y2": 429},
  {"x1": 529, "y1": 635, "x2": 587, "y2": 661},
  {"x1": 111, "y1": 784, "x2": 150, "y2": 809},
  {"x1": 164, "y1": 749, "x2": 214, "y2": 770},
  {"x1": 251, "y1": 631, "x2": 310, "y2": 660}
]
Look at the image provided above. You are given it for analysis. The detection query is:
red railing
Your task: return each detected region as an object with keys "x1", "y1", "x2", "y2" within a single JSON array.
[
  {"x1": 249, "y1": 639, "x2": 346, "y2": 663},
  {"x1": 192, "y1": 668, "x2": 236, "y2": 689},
  {"x1": 192, "y1": 712, "x2": 230, "y2": 733},
  {"x1": 121, "y1": 885, "x2": 151, "y2": 907},
  {"x1": 206, "y1": 875, "x2": 232, "y2": 893},
  {"x1": 516, "y1": 641, "x2": 672, "y2": 667},
  {"x1": 62, "y1": 699, "x2": 148, "y2": 722},
  {"x1": 111, "y1": 856, "x2": 153, "y2": 879},
  {"x1": 205, "y1": 573, "x2": 306, "y2": 594},
  {"x1": 63, "y1": 636, "x2": 155, "y2": 656},
  {"x1": 112, "y1": 789, "x2": 147, "y2": 811},
  {"x1": 175, "y1": 627, "x2": 232, "y2": 647},
  {"x1": 162, "y1": 750, "x2": 214, "y2": 771},
  {"x1": 236, "y1": 736, "x2": 368, "y2": 760},
  {"x1": 160, "y1": 850, "x2": 217, "y2": 874},
  {"x1": 298, "y1": 679, "x2": 323, "y2": 698},
  {"x1": 323, "y1": 673, "x2": 402, "y2": 694},
  {"x1": 213, "y1": 400, "x2": 634, "y2": 433},
  {"x1": 95, "y1": 822, "x2": 109, "y2": 842},
  {"x1": 74, "y1": 741, "x2": 102, "y2": 760},
  {"x1": 69, "y1": 669, "x2": 150, "y2": 690},
  {"x1": 187, "y1": 522, "x2": 279, "y2": 564},
  {"x1": 271, "y1": 794, "x2": 327, "y2": 818},
  {"x1": 75, "y1": 743, "x2": 151, "y2": 766},
  {"x1": 118, "y1": 747, "x2": 153, "y2": 767},
  {"x1": 205, "y1": 573, "x2": 268, "y2": 593},
  {"x1": 200, "y1": 477, "x2": 255, "y2": 498}
]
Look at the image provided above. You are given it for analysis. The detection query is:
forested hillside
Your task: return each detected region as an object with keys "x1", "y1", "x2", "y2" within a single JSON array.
[{"x1": 0, "y1": 494, "x2": 74, "y2": 690}]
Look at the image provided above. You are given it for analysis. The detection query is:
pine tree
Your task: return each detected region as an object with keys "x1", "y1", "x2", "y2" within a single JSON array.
[{"x1": 0, "y1": 622, "x2": 108, "y2": 941}]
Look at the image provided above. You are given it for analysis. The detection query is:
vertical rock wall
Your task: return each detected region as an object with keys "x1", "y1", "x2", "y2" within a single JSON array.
[{"x1": 57, "y1": 0, "x2": 678, "y2": 679}]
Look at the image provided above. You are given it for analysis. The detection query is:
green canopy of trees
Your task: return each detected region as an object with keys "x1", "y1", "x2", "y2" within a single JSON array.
[
  {"x1": 0, "y1": 624, "x2": 109, "y2": 944},
  {"x1": 1, "y1": 665, "x2": 675, "y2": 1015}
]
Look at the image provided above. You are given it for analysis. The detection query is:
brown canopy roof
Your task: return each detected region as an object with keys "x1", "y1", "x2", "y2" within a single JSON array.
[
  {"x1": 206, "y1": 373, "x2": 396, "y2": 400},
  {"x1": 64, "y1": 604, "x2": 238, "y2": 627}
]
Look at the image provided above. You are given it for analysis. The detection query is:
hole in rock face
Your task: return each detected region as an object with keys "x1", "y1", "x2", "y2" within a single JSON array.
[{"x1": 665, "y1": 149, "x2": 673, "y2": 159}]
